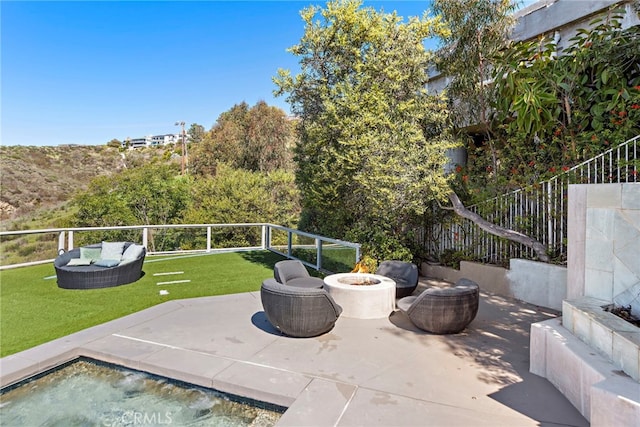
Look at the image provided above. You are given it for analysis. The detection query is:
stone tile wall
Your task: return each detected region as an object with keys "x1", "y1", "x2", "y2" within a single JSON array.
[
  {"x1": 567, "y1": 184, "x2": 640, "y2": 302},
  {"x1": 531, "y1": 183, "x2": 640, "y2": 424}
]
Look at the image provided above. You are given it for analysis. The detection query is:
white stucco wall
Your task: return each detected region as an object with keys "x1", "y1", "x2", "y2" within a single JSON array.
[
  {"x1": 422, "y1": 258, "x2": 567, "y2": 310},
  {"x1": 507, "y1": 259, "x2": 567, "y2": 310}
]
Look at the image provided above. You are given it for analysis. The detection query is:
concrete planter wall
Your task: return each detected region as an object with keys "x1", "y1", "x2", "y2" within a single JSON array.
[{"x1": 421, "y1": 258, "x2": 567, "y2": 311}]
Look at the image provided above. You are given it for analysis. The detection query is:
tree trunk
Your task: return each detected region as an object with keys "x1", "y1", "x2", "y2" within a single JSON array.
[{"x1": 447, "y1": 192, "x2": 550, "y2": 262}]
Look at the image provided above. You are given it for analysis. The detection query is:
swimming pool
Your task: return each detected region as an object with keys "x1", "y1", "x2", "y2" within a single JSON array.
[{"x1": 0, "y1": 358, "x2": 285, "y2": 426}]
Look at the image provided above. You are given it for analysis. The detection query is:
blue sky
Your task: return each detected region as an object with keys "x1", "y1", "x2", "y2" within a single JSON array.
[
  {"x1": 2, "y1": 1, "x2": 445, "y2": 146},
  {"x1": 2, "y1": 0, "x2": 534, "y2": 147}
]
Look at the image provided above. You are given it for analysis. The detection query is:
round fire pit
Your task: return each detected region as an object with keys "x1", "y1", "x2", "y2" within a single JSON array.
[
  {"x1": 323, "y1": 273, "x2": 395, "y2": 319},
  {"x1": 337, "y1": 276, "x2": 381, "y2": 286}
]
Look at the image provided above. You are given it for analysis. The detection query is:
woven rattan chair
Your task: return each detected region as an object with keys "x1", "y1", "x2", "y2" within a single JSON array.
[
  {"x1": 273, "y1": 260, "x2": 324, "y2": 289},
  {"x1": 397, "y1": 278, "x2": 479, "y2": 334},
  {"x1": 375, "y1": 260, "x2": 419, "y2": 298},
  {"x1": 260, "y1": 278, "x2": 342, "y2": 337},
  {"x1": 54, "y1": 242, "x2": 145, "y2": 290}
]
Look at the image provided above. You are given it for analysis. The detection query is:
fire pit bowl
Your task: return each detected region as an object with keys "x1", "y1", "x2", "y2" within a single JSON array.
[
  {"x1": 336, "y1": 275, "x2": 382, "y2": 286},
  {"x1": 323, "y1": 273, "x2": 395, "y2": 319}
]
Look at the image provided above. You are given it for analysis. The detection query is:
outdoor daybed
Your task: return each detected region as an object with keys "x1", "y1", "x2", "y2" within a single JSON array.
[{"x1": 54, "y1": 242, "x2": 146, "y2": 290}]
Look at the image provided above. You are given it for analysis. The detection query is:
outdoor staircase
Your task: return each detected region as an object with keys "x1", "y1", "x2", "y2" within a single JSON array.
[{"x1": 529, "y1": 183, "x2": 640, "y2": 425}]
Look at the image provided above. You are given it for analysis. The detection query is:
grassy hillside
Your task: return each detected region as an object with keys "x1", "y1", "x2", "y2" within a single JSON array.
[
  {"x1": 1, "y1": 145, "x2": 120, "y2": 221},
  {"x1": 0, "y1": 145, "x2": 177, "y2": 224},
  {"x1": 0, "y1": 145, "x2": 178, "y2": 264}
]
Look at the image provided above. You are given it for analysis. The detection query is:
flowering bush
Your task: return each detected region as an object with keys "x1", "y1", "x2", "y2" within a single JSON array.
[{"x1": 461, "y1": 6, "x2": 640, "y2": 198}]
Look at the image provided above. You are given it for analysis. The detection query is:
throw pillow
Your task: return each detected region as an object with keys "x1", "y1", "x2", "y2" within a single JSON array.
[
  {"x1": 122, "y1": 244, "x2": 145, "y2": 261},
  {"x1": 94, "y1": 259, "x2": 120, "y2": 268},
  {"x1": 66, "y1": 258, "x2": 92, "y2": 266},
  {"x1": 80, "y1": 246, "x2": 102, "y2": 262},
  {"x1": 101, "y1": 241, "x2": 125, "y2": 260}
]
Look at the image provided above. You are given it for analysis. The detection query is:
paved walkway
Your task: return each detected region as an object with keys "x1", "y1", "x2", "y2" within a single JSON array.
[{"x1": 1, "y1": 279, "x2": 588, "y2": 426}]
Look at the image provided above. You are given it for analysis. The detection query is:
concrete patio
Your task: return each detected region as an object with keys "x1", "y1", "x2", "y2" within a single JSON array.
[{"x1": 1, "y1": 279, "x2": 588, "y2": 426}]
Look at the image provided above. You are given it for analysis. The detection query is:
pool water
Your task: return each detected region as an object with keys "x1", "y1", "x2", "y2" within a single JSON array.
[{"x1": 0, "y1": 358, "x2": 285, "y2": 426}]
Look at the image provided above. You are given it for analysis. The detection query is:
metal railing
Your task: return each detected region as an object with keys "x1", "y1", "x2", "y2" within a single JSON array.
[
  {"x1": 0, "y1": 223, "x2": 361, "y2": 273},
  {"x1": 424, "y1": 134, "x2": 639, "y2": 265}
]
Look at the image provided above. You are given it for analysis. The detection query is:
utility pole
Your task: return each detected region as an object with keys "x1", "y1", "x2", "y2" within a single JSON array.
[{"x1": 175, "y1": 121, "x2": 186, "y2": 175}]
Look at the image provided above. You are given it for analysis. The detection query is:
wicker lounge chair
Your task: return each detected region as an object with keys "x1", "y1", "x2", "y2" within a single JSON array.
[
  {"x1": 273, "y1": 260, "x2": 324, "y2": 289},
  {"x1": 54, "y1": 242, "x2": 146, "y2": 290},
  {"x1": 260, "y1": 278, "x2": 342, "y2": 337},
  {"x1": 375, "y1": 260, "x2": 419, "y2": 298},
  {"x1": 397, "y1": 278, "x2": 479, "y2": 334}
]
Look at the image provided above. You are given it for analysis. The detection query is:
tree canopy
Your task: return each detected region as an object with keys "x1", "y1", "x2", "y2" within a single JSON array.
[
  {"x1": 72, "y1": 101, "x2": 301, "y2": 252},
  {"x1": 432, "y1": 0, "x2": 516, "y2": 128},
  {"x1": 71, "y1": 160, "x2": 300, "y2": 251},
  {"x1": 274, "y1": 0, "x2": 457, "y2": 260},
  {"x1": 106, "y1": 138, "x2": 122, "y2": 149},
  {"x1": 190, "y1": 101, "x2": 295, "y2": 176},
  {"x1": 183, "y1": 164, "x2": 300, "y2": 248},
  {"x1": 72, "y1": 164, "x2": 192, "y2": 247},
  {"x1": 188, "y1": 123, "x2": 206, "y2": 144}
]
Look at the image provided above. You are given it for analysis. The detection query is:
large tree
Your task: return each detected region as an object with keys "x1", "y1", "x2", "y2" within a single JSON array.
[
  {"x1": 274, "y1": 0, "x2": 457, "y2": 260},
  {"x1": 190, "y1": 102, "x2": 295, "y2": 176},
  {"x1": 275, "y1": 0, "x2": 551, "y2": 262},
  {"x1": 188, "y1": 123, "x2": 206, "y2": 144},
  {"x1": 432, "y1": 0, "x2": 515, "y2": 128},
  {"x1": 191, "y1": 103, "x2": 248, "y2": 176},
  {"x1": 431, "y1": 0, "x2": 516, "y2": 183},
  {"x1": 183, "y1": 164, "x2": 300, "y2": 248},
  {"x1": 244, "y1": 101, "x2": 295, "y2": 172}
]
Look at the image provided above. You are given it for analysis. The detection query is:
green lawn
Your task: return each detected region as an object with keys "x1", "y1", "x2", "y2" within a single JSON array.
[{"x1": 0, "y1": 251, "x2": 292, "y2": 357}]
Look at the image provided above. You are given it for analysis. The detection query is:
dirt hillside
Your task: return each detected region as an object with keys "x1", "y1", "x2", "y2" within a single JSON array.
[{"x1": 0, "y1": 145, "x2": 172, "y2": 223}]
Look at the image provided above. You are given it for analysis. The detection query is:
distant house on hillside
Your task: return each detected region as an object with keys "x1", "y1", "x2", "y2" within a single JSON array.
[
  {"x1": 124, "y1": 133, "x2": 185, "y2": 149},
  {"x1": 151, "y1": 134, "x2": 181, "y2": 147},
  {"x1": 127, "y1": 136, "x2": 152, "y2": 149}
]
